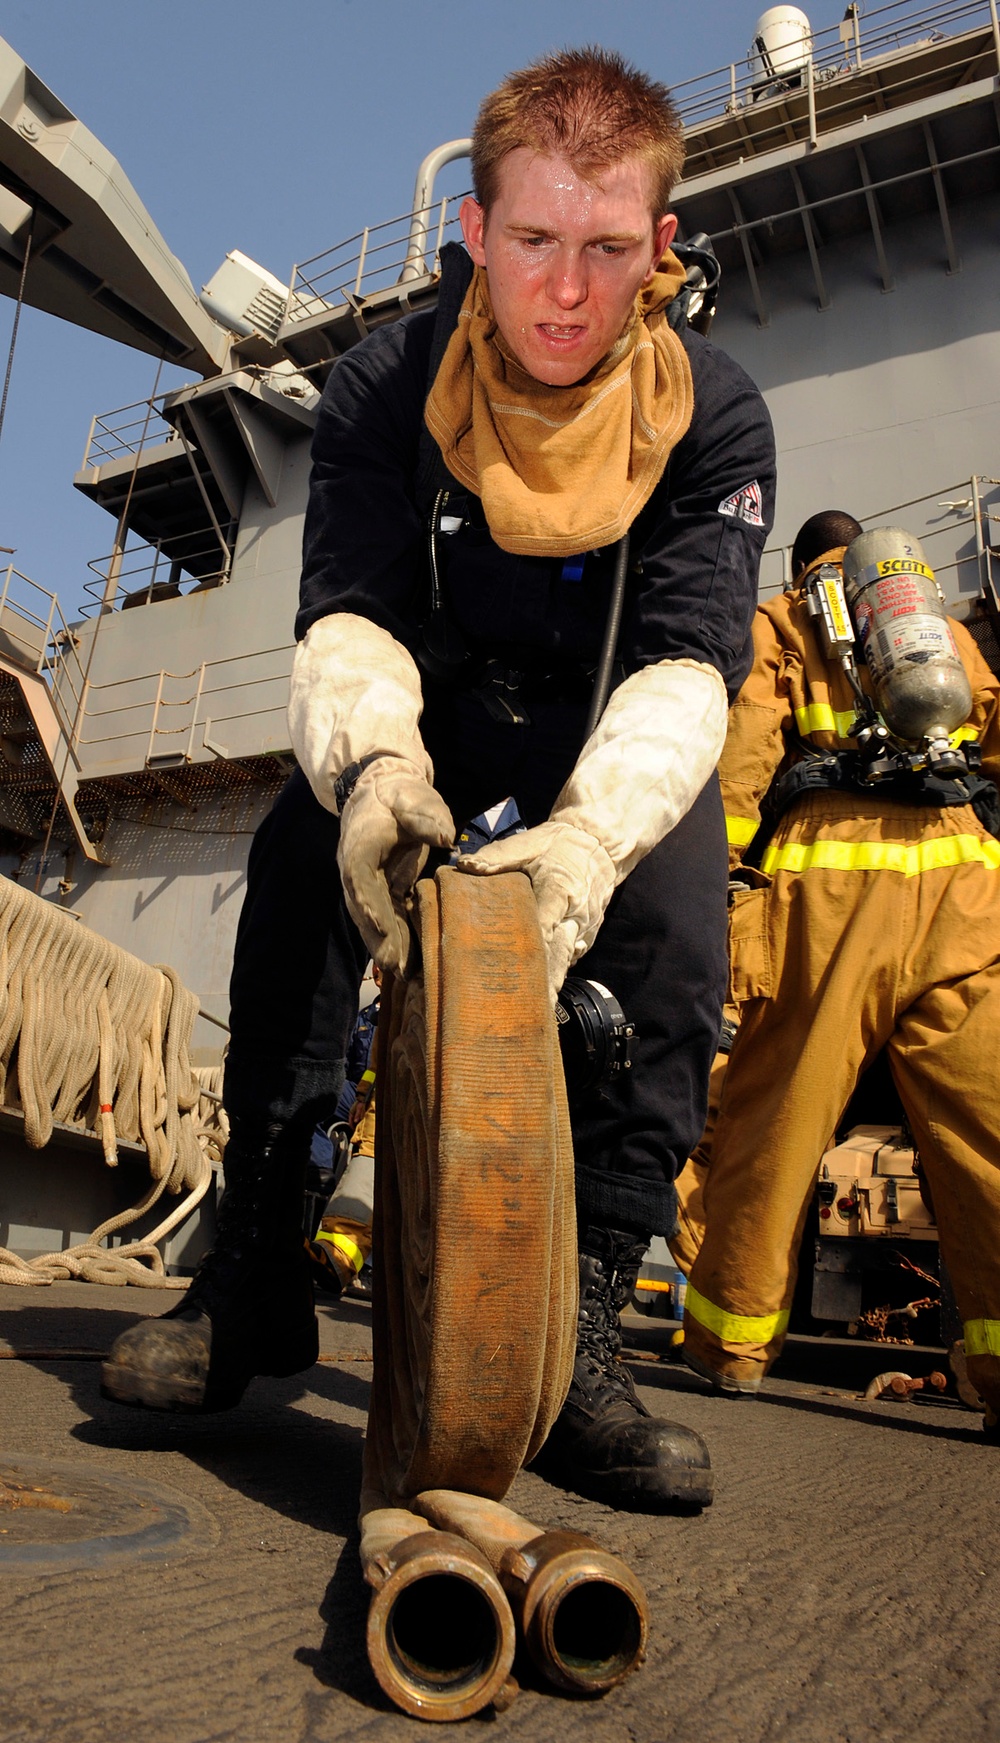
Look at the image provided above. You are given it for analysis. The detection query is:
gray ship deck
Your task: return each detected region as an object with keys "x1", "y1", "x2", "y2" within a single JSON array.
[{"x1": 2, "y1": 1281, "x2": 997, "y2": 1743}]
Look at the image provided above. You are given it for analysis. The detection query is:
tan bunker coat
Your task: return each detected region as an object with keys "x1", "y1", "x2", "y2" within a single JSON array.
[{"x1": 683, "y1": 562, "x2": 1000, "y2": 1413}]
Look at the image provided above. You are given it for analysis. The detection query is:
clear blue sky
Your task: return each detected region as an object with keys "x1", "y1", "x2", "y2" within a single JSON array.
[{"x1": 0, "y1": 0, "x2": 841, "y2": 617}]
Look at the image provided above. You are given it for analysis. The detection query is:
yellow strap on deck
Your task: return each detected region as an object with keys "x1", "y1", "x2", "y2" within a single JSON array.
[
  {"x1": 685, "y1": 1281, "x2": 789, "y2": 1345},
  {"x1": 761, "y1": 834, "x2": 1000, "y2": 878}
]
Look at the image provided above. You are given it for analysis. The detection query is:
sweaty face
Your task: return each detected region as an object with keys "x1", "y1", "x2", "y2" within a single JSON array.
[{"x1": 460, "y1": 149, "x2": 676, "y2": 387}]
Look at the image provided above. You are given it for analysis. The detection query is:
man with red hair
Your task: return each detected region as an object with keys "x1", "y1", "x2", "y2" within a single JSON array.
[{"x1": 104, "y1": 49, "x2": 775, "y2": 1512}]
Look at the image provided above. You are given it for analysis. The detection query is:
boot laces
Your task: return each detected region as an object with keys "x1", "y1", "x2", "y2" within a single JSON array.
[
  {"x1": 183, "y1": 1124, "x2": 304, "y2": 1311},
  {"x1": 571, "y1": 1240, "x2": 649, "y2": 1417}
]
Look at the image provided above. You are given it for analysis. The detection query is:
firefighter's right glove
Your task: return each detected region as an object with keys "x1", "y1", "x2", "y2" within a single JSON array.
[
  {"x1": 288, "y1": 612, "x2": 452, "y2": 976},
  {"x1": 337, "y1": 758, "x2": 453, "y2": 977}
]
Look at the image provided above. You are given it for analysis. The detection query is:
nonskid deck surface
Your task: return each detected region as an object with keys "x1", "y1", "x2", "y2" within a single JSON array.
[{"x1": 0, "y1": 1282, "x2": 996, "y2": 1743}]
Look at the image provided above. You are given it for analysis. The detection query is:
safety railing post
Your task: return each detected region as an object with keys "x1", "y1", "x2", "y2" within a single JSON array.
[
  {"x1": 100, "y1": 538, "x2": 127, "y2": 615},
  {"x1": 82, "y1": 412, "x2": 99, "y2": 471},
  {"x1": 184, "y1": 664, "x2": 207, "y2": 762},
  {"x1": 844, "y1": 1, "x2": 863, "y2": 69},
  {"x1": 354, "y1": 228, "x2": 369, "y2": 297},
  {"x1": 146, "y1": 670, "x2": 167, "y2": 765},
  {"x1": 40, "y1": 592, "x2": 57, "y2": 678},
  {"x1": 433, "y1": 197, "x2": 448, "y2": 269}
]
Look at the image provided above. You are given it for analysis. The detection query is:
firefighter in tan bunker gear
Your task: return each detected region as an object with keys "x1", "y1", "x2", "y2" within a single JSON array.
[{"x1": 681, "y1": 510, "x2": 1000, "y2": 1431}]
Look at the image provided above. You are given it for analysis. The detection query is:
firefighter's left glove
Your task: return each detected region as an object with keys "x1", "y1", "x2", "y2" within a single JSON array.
[
  {"x1": 454, "y1": 820, "x2": 615, "y2": 1004},
  {"x1": 288, "y1": 612, "x2": 453, "y2": 977},
  {"x1": 338, "y1": 758, "x2": 453, "y2": 976}
]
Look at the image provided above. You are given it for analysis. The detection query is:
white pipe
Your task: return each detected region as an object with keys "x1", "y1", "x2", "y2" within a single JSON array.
[{"x1": 399, "y1": 139, "x2": 472, "y2": 283}]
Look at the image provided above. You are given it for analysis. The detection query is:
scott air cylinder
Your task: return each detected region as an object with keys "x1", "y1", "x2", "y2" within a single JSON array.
[{"x1": 841, "y1": 526, "x2": 972, "y2": 746}]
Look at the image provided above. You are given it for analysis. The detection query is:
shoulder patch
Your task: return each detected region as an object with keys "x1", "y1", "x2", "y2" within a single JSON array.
[{"x1": 718, "y1": 481, "x2": 764, "y2": 528}]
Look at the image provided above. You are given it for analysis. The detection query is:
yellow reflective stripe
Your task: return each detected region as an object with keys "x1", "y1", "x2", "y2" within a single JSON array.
[
  {"x1": 794, "y1": 702, "x2": 857, "y2": 740},
  {"x1": 963, "y1": 1318, "x2": 1000, "y2": 1359},
  {"x1": 795, "y1": 708, "x2": 980, "y2": 749},
  {"x1": 685, "y1": 1281, "x2": 789, "y2": 1345},
  {"x1": 726, "y1": 814, "x2": 759, "y2": 847},
  {"x1": 760, "y1": 833, "x2": 1000, "y2": 877},
  {"x1": 793, "y1": 705, "x2": 980, "y2": 750},
  {"x1": 315, "y1": 1229, "x2": 364, "y2": 1273}
]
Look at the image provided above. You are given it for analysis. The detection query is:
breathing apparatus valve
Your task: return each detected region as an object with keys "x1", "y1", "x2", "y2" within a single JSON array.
[
  {"x1": 555, "y1": 978, "x2": 635, "y2": 1102},
  {"x1": 923, "y1": 735, "x2": 970, "y2": 778}
]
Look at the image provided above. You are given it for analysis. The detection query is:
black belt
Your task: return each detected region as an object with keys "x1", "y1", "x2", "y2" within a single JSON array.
[{"x1": 427, "y1": 654, "x2": 620, "y2": 727}]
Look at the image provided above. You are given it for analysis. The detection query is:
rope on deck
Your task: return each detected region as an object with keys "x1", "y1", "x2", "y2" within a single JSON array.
[{"x1": 0, "y1": 874, "x2": 218, "y2": 1287}]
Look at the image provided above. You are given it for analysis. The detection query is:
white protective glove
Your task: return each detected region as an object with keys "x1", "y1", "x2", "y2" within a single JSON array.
[
  {"x1": 456, "y1": 658, "x2": 728, "y2": 1001},
  {"x1": 288, "y1": 613, "x2": 454, "y2": 975}
]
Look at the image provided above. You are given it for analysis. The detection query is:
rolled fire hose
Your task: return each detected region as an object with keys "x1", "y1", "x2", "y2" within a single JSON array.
[
  {"x1": 414, "y1": 1489, "x2": 649, "y2": 1696},
  {"x1": 362, "y1": 868, "x2": 578, "y2": 1507},
  {"x1": 360, "y1": 866, "x2": 581, "y2": 1720}
]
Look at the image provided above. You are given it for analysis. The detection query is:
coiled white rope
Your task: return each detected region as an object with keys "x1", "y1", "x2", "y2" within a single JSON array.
[{"x1": 0, "y1": 875, "x2": 223, "y2": 1288}]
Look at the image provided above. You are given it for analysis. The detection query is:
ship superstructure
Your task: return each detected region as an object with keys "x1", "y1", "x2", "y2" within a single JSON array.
[{"x1": 0, "y1": 0, "x2": 997, "y2": 1074}]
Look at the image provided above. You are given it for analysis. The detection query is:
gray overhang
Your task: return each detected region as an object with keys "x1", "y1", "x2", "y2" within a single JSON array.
[{"x1": 0, "y1": 35, "x2": 229, "y2": 374}]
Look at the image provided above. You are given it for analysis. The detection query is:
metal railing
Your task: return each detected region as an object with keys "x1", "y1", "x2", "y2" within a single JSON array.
[
  {"x1": 146, "y1": 663, "x2": 209, "y2": 765},
  {"x1": 760, "y1": 474, "x2": 1000, "y2": 600},
  {"x1": 0, "y1": 565, "x2": 294, "y2": 777},
  {"x1": 76, "y1": 643, "x2": 296, "y2": 770},
  {"x1": 82, "y1": 398, "x2": 177, "y2": 468},
  {"x1": 0, "y1": 564, "x2": 88, "y2": 744},
  {"x1": 80, "y1": 364, "x2": 317, "y2": 475},
  {"x1": 286, "y1": 190, "x2": 471, "y2": 325},
  {"x1": 672, "y1": 0, "x2": 999, "y2": 137},
  {"x1": 78, "y1": 535, "x2": 230, "y2": 618}
]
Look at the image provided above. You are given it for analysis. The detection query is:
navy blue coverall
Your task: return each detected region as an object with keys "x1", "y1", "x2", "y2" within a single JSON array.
[{"x1": 225, "y1": 304, "x2": 774, "y2": 1239}]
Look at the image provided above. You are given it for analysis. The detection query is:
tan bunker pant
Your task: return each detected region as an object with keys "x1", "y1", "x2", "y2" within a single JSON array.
[{"x1": 684, "y1": 792, "x2": 1000, "y2": 1413}]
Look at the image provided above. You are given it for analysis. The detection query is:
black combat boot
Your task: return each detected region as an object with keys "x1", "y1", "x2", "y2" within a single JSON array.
[
  {"x1": 535, "y1": 1226, "x2": 714, "y2": 1511},
  {"x1": 101, "y1": 1115, "x2": 318, "y2": 1412}
]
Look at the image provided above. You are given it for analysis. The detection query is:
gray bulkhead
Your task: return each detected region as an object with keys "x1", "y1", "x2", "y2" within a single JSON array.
[{"x1": 709, "y1": 198, "x2": 1000, "y2": 603}]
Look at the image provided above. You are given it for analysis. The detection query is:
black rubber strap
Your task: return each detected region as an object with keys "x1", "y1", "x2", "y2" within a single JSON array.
[{"x1": 334, "y1": 753, "x2": 385, "y2": 813}]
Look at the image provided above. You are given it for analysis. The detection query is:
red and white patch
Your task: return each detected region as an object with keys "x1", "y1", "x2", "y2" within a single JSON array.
[{"x1": 718, "y1": 481, "x2": 765, "y2": 528}]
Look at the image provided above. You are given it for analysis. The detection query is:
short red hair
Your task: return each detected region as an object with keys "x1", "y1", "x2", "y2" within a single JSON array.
[{"x1": 471, "y1": 47, "x2": 685, "y2": 221}]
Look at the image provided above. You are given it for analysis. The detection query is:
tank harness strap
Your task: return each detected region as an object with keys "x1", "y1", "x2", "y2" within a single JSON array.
[{"x1": 763, "y1": 748, "x2": 1000, "y2": 838}]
